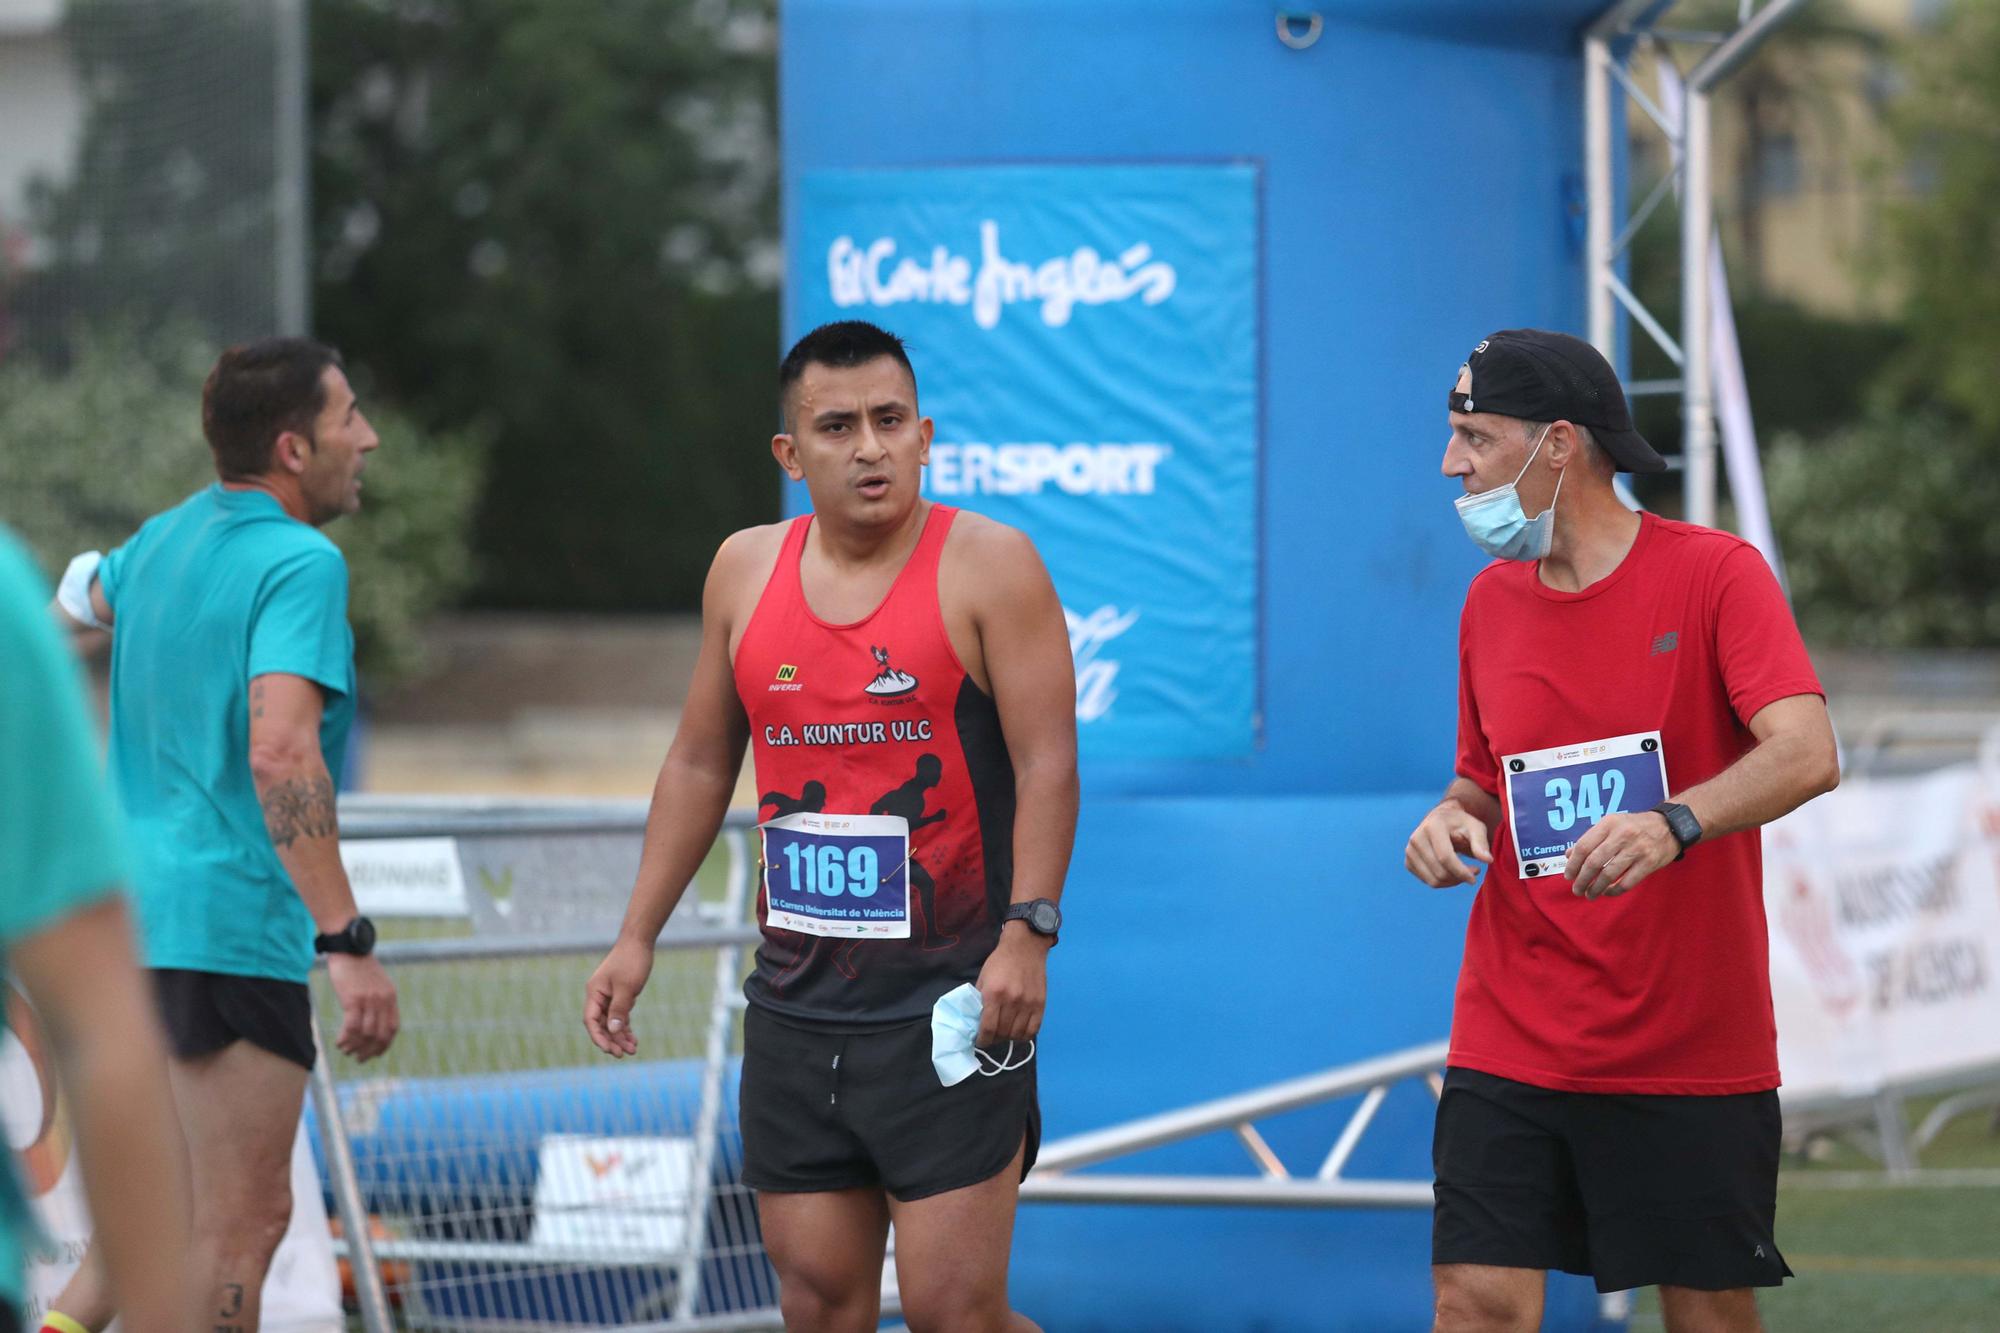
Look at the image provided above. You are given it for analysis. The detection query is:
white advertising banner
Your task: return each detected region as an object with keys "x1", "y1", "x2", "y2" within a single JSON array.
[
  {"x1": 3, "y1": 997, "x2": 341, "y2": 1331},
  {"x1": 340, "y1": 836, "x2": 469, "y2": 918},
  {"x1": 1766, "y1": 763, "x2": 2000, "y2": 1104},
  {"x1": 530, "y1": 1133, "x2": 698, "y2": 1254}
]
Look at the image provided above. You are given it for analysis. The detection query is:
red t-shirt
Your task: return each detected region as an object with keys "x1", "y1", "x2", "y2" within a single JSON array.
[{"x1": 1451, "y1": 513, "x2": 1823, "y2": 1095}]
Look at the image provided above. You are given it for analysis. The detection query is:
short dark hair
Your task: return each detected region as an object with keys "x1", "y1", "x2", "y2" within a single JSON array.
[
  {"x1": 777, "y1": 321, "x2": 916, "y2": 427},
  {"x1": 202, "y1": 338, "x2": 344, "y2": 479}
]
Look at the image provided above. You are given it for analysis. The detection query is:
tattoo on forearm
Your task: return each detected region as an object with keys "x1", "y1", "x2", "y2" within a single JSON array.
[
  {"x1": 217, "y1": 1281, "x2": 246, "y2": 1323},
  {"x1": 260, "y1": 773, "x2": 337, "y2": 848},
  {"x1": 250, "y1": 680, "x2": 265, "y2": 720}
]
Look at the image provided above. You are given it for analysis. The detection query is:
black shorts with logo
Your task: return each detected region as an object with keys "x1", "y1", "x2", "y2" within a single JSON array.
[
  {"x1": 1432, "y1": 1067, "x2": 1792, "y2": 1293},
  {"x1": 151, "y1": 968, "x2": 317, "y2": 1071},
  {"x1": 739, "y1": 1003, "x2": 1039, "y2": 1202}
]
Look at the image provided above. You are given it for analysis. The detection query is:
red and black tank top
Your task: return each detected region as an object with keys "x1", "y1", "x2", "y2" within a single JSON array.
[{"x1": 733, "y1": 504, "x2": 1016, "y2": 1024}]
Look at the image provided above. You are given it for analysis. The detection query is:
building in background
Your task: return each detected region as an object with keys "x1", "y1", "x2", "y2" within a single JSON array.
[
  {"x1": 0, "y1": 0, "x2": 81, "y2": 352},
  {"x1": 1643, "y1": 0, "x2": 1943, "y2": 318}
]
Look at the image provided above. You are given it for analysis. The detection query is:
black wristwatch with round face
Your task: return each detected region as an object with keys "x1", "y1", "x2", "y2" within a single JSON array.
[
  {"x1": 1652, "y1": 802, "x2": 1704, "y2": 859},
  {"x1": 315, "y1": 915, "x2": 378, "y2": 957},
  {"x1": 1003, "y1": 898, "x2": 1062, "y2": 944}
]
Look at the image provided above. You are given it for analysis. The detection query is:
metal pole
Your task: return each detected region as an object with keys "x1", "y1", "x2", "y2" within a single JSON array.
[
  {"x1": 307, "y1": 1028, "x2": 394, "y2": 1332},
  {"x1": 1689, "y1": 0, "x2": 1812, "y2": 93},
  {"x1": 1586, "y1": 0, "x2": 1669, "y2": 40},
  {"x1": 1585, "y1": 33, "x2": 1615, "y2": 357},
  {"x1": 1032, "y1": 1040, "x2": 1450, "y2": 1175},
  {"x1": 672, "y1": 828, "x2": 753, "y2": 1321},
  {"x1": 1019, "y1": 1175, "x2": 1435, "y2": 1208},
  {"x1": 1874, "y1": 1088, "x2": 1917, "y2": 1177},
  {"x1": 274, "y1": 0, "x2": 311, "y2": 335},
  {"x1": 1676, "y1": 0, "x2": 1811, "y2": 526},
  {"x1": 1680, "y1": 84, "x2": 1717, "y2": 526}
]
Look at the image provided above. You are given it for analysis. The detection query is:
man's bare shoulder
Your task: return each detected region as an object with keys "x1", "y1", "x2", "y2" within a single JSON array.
[
  {"x1": 695, "y1": 522, "x2": 790, "y2": 633},
  {"x1": 942, "y1": 508, "x2": 1041, "y2": 566},
  {"x1": 710, "y1": 521, "x2": 791, "y2": 591},
  {"x1": 939, "y1": 509, "x2": 1052, "y2": 611}
]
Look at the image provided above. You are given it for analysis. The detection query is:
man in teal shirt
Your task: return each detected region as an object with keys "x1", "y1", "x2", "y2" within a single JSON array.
[
  {"x1": 0, "y1": 525, "x2": 191, "y2": 1331},
  {"x1": 49, "y1": 338, "x2": 399, "y2": 1333}
]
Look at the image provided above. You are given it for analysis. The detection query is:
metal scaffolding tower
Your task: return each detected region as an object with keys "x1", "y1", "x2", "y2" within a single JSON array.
[{"x1": 1584, "y1": 0, "x2": 1809, "y2": 528}]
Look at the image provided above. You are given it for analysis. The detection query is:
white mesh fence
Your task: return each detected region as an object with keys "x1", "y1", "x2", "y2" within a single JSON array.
[
  {"x1": 313, "y1": 800, "x2": 780, "y2": 1331},
  {"x1": 0, "y1": 0, "x2": 307, "y2": 362}
]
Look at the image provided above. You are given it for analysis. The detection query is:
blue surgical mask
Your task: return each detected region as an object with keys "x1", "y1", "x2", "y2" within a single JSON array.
[
  {"x1": 1454, "y1": 424, "x2": 1564, "y2": 561},
  {"x1": 930, "y1": 983, "x2": 1035, "y2": 1087}
]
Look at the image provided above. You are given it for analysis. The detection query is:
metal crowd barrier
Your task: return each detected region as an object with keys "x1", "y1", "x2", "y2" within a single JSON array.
[
  {"x1": 1841, "y1": 709, "x2": 2000, "y2": 783},
  {"x1": 312, "y1": 797, "x2": 1471, "y2": 1332},
  {"x1": 314, "y1": 799, "x2": 777, "y2": 1332},
  {"x1": 1022, "y1": 1041, "x2": 1447, "y2": 1209}
]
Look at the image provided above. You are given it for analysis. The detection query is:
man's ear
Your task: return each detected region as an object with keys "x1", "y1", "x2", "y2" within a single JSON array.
[
  {"x1": 272, "y1": 429, "x2": 315, "y2": 476},
  {"x1": 1544, "y1": 420, "x2": 1580, "y2": 469},
  {"x1": 917, "y1": 415, "x2": 933, "y2": 467},
  {"x1": 771, "y1": 433, "x2": 805, "y2": 481}
]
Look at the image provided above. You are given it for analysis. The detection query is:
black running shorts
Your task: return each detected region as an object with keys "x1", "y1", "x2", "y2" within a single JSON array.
[
  {"x1": 150, "y1": 968, "x2": 316, "y2": 1071},
  {"x1": 1432, "y1": 1066, "x2": 1792, "y2": 1293},
  {"x1": 739, "y1": 1003, "x2": 1040, "y2": 1202}
]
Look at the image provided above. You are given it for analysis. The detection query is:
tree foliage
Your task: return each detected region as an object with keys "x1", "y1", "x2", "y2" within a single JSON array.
[
  {"x1": 310, "y1": 0, "x2": 782, "y2": 611},
  {"x1": 5, "y1": 0, "x2": 290, "y2": 360},
  {"x1": 1878, "y1": 1, "x2": 2000, "y2": 437},
  {"x1": 0, "y1": 324, "x2": 484, "y2": 683},
  {"x1": 1767, "y1": 410, "x2": 2000, "y2": 648},
  {"x1": 0, "y1": 1, "x2": 483, "y2": 679},
  {"x1": 1766, "y1": 3, "x2": 2000, "y2": 649}
]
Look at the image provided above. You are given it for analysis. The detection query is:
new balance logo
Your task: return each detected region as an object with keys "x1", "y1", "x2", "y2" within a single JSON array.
[{"x1": 1651, "y1": 631, "x2": 1679, "y2": 656}]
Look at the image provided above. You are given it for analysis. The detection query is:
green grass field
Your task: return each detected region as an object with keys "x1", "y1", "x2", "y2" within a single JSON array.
[
  {"x1": 1632, "y1": 1096, "x2": 2000, "y2": 1332},
  {"x1": 311, "y1": 840, "x2": 751, "y2": 1081}
]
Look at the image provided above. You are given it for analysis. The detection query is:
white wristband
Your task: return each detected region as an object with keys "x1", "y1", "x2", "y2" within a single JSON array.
[{"x1": 56, "y1": 550, "x2": 109, "y2": 630}]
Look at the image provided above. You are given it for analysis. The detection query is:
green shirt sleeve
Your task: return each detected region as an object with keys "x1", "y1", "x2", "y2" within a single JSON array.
[
  {"x1": 0, "y1": 528, "x2": 128, "y2": 943},
  {"x1": 248, "y1": 545, "x2": 354, "y2": 699},
  {"x1": 97, "y1": 534, "x2": 129, "y2": 609}
]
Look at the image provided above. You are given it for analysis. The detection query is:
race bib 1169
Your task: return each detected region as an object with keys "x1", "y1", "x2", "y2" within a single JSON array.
[{"x1": 759, "y1": 812, "x2": 911, "y2": 938}]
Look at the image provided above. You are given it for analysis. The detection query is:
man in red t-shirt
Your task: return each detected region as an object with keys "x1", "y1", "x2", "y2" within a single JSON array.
[{"x1": 1405, "y1": 329, "x2": 1839, "y2": 1333}]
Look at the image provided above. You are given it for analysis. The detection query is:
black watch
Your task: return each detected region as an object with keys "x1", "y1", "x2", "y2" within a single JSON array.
[
  {"x1": 315, "y1": 915, "x2": 377, "y2": 957},
  {"x1": 1003, "y1": 898, "x2": 1061, "y2": 944},
  {"x1": 1651, "y1": 802, "x2": 1703, "y2": 860}
]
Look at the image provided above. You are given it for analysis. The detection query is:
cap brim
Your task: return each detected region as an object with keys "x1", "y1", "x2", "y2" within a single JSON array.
[{"x1": 1596, "y1": 425, "x2": 1668, "y2": 474}]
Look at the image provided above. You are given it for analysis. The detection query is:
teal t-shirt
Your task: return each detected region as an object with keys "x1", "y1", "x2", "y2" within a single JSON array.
[
  {"x1": 0, "y1": 525, "x2": 131, "y2": 1316},
  {"x1": 99, "y1": 485, "x2": 355, "y2": 984}
]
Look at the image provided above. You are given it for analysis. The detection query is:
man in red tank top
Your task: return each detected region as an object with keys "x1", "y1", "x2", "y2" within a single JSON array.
[
  {"x1": 1406, "y1": 330, "x2": 1839, "y2": 1333},
  {"x1": 586, "y1": 321, "x2": 1077, "y2": 1332}
]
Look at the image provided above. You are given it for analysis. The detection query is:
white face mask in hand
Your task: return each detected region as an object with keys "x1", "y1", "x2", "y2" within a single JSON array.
[{"x1": 930, "y1": 982, "x2": 1035, "y2": 1087}]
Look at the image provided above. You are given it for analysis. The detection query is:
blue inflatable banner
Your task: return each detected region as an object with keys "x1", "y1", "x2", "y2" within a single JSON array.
[{"x1": 793, "y1": 164, "x2": 1261, "y2": 759}]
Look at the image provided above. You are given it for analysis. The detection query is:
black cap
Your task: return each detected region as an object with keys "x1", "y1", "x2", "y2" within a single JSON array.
[{"x1": 1448, "y1": 328, "x2": 1666, "y2": 474}]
